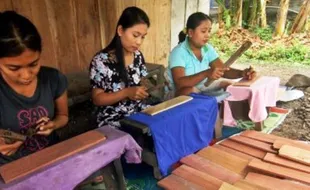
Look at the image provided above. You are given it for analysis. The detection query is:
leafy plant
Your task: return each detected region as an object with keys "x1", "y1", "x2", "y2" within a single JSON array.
[{"x1": 251, "y1": 26, "x2": 273, "y2": 41}]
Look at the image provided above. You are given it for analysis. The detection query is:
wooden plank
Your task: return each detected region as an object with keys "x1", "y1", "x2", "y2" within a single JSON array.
[
  {"x1": 172, "y1": 165, "x2": 223, "y2": 190},
  {"x1": 142, "y1": 95, "x2": 193, "y2": 116},
  {"x1": 246, "y1": 172, "x2": 310, "y2": 190},
  {"x1": 46, "y1": 0, "x2": 80, "y2": 74},
  {"x1": 234, "y1": 180, "x2": 270, "y2": 190},
  {"x1": 220, "y1": 139, "x2": 267, "y2": 159},
  {"x1": 264, "y1": 153, "x2": 310, "y2": 174},
  {"x1": 241, "y1": 130, "x2": 288, "y2": 144},
  {"x1": 181, "y1": 154, "x2": 242, "y2": 184},
  {"x1": 273, "y1": 139, "x2": 310, "y2": 151},
  {"x1": 197, "y1": 147, "x2": 249, "y2": 177},
  {"x1": 0, "y1": 130, "x2": 106, "y2": 184},
  {"x1": 279, "y1": 145, "x2": 310, "y2": 166},
  {"x1": 74, "y1": 0, "x2": 101, "y2": 71},
  {"x1": 0, "y1": 0, "x2": 13, "y2": 11},
  {"x1": 229, "y1": 135, "x2": 277, "y2": 153},
  {"x1": 136, "y1": 0, "x2": 156, "y2": 63},
  {"x1": 171, "y1": 0, "x2": 186, "y2": 49},
  {"x1": 219, "y1": 182, "x2": 241, "y2": 190},
  {"x1": 248, "y1": 159, "x2": 310, "y2": 185},
  {"x1": 154, "y1": 0, "x2": 170, "y2": 66},
  {"x1": 158, "y1": 174, "x2": 205, "y2": 190},
  {"x1": 213, "y1": 144, "x2": 257, "y2": 161}
]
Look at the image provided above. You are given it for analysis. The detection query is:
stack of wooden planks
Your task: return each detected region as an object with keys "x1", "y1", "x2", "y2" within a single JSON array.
[{"x1": 158, "y1": 130, "x2": 310, "y2": 190}]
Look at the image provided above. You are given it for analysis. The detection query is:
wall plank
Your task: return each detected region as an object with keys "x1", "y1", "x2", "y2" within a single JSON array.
[
  {"x1": 0, "y1": 0, "x2": 13, "y2": 11},
  {"x1": 136, "y1": 0, "x2": 156, "y2": 63},
  {"x1": 154, "y1": 0, "x2": 171, "y2": 66},
  {"x1": 171, "y1": 0, "x2": 186, "y2": 50},
  {"x1": 74, "y1": 0, "x2": 101, "y2": 70},
  {"x1": 185, "y1": 0, "x2": 198, "y2": 22},
  {"x1": 46, "y1": 0, "x2": 80, "y2": 73}
]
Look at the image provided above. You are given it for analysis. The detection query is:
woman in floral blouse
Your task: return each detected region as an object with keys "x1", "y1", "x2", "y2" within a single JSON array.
[{"x1": 90, "y1": 7, "x2": 150, "y2": 128}]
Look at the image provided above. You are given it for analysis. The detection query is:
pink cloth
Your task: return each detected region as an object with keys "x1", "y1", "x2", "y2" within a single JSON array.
[{"x1": 223, "y1": 76, "x2": 280, "y2": 126}]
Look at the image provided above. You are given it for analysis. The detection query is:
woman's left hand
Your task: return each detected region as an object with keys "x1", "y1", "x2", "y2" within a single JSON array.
[
  {"x1": 242, "y1": 66, "x2": 257, "y2": 80},
  {"x1": 36, "y1": 117, "x2": 55, "y2": 136}
]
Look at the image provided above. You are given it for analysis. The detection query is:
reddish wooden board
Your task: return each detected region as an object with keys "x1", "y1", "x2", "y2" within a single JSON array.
[
  {"x1": 248, "y1": 159, "x2": 310, "y2": 185},
  {"x1": 220, "y1": 139, "x2": 267, "y2": 159},
  {"x1": 0, "y1": 130, "x2": 106, "y2": 183},
  {"x1": 229, "y1": 135, "x2": 277, "y2": 153},
  {"x1": 181, "y1": 154, "x2": 242, "y2": 184}
]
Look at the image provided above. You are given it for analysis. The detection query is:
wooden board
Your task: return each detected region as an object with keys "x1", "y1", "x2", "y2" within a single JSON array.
[
  {"x1": 196, "y1": 147, "x2": 249, "y2": 177},
  {"x1": 0, "y1": 130, "x2": 106, "y2": 183},
  {"x1": 219, "y1": 182, "x2": 241, "y2": 190},
  {"x1": 264, "y1": 153, "x2": 310, "y2": 174},
  {"x1": 213, "y1": 144, "x2": 257, "y2": 162},
  {"x1": 229, "y1": 135, "x2": 277, "y2": 153},
  {"x1": 279, "y1": 145, "x2": 310, "y2": 166},
  {"x1": 180, "y1": 154, "x2": 242, "y2": 184},
  {"x1": 158, "y1": 174, "x2": 205, "y2": 190},
  {"x1": 219, "y1": 139, "x2": 267, "y2": 159},
  {"x1": 273, "y1": 139, "x2": 310, "y2": 151},
  {"x1": 172, "y1": 165, "x2": 223, "y2": 190},
  {"x1": 232, "y1": 76, "x2": 261, "y2": 87},
  {"x1": 234, "y1": 179, "x2": 270, "y2": 190},
  {"x1": 142, "y1": 95, "x2": 193, "y2": 116},
  {"x1": 248, "y1": 159, "x2": 310, "y2": 185},
  {"x1": 240, "y1": 130, "x2": 290, "y2": 144},
  {"x1": 246, "y1": 172, "x2": 310, "y2": 190}
]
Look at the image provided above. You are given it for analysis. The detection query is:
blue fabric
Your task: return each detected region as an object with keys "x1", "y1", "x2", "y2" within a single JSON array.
[
  {"x1": 167, "y1": 37, "x2": 219, "y2": 90},
  {"x1": 128, "y1": 93, "x2": 218, "y2": 176}
]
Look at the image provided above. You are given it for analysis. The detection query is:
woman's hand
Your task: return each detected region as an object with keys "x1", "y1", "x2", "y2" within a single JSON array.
[
  {"x1": 0, "y1": 138, "x2": 23, "y2": 156},
  {"x1": 207, "y1": 67, "x2": 230, "y2": 80},
  {"x1": 126, "y1": 86, "x2": 149, "y2": 101},
  {"x1": 36, "y1": 117, "x2": 55, "y2": 136},
  {"x1": 242, "y1": 66, "x2": 257, "y2": 80}
]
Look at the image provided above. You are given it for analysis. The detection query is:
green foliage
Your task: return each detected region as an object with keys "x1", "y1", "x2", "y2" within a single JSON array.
[
  {"x1": 210, "y1": 33, "x2": 310, "y2": 65},
  {"x1": 251, "y1": 26, "x2": 273, "y2": 41},
  {"x1": 245, "y1": 41, "x2": 310, "y2": 64}
]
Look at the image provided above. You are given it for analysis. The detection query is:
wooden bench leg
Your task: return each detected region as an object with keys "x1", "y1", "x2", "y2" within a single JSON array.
[
  {"x1": 254, "y1": 121, "x2": 264, "y2": 131},
  {"x1": 214, "y1": 111, "x2": 223, "y2": 139},
  {"x1": 113, "y1": 158, "x2": 126, "y2": 190}
]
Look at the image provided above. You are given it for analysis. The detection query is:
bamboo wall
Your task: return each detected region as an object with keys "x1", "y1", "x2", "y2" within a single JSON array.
[{"x1": 0, "y1": 0, "x2": 171, "y2": 73}]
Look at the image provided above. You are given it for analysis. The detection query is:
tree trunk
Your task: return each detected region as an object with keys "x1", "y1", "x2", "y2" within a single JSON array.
[
  {"x1": 243, "y1": 0, "x2": 250, "y2": 26},
  {"x1": 259, "y1": 0, "x2": 267, "y2": 28},
  {"x1": 291, "y1": 0, "x2": 310, "y2": 34},
  {"x1": 274, "y1": 0, "x2": 290, "y2": 37},
  {"x1": 248, "y1": 0, "x2": 258, "y2": 28},
  {"x1": 218, "y1": 5, "x2": 225, "y2": 29},
  {"x1": 235, "y1": 0, "x2": 243, "y2": 27}
]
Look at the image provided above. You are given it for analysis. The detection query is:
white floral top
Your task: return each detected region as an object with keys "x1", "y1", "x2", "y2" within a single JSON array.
[{"x1": 90, "y1": 50, "x2": 149, "y2": 128}]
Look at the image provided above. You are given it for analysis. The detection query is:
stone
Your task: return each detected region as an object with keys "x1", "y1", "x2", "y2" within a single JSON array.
[
  {"x1": 286, "y1": 74, "x2": 310, "y2": 87},
  {"x1": 306, "y1": 87, "x2": 310, "y2": 93}
]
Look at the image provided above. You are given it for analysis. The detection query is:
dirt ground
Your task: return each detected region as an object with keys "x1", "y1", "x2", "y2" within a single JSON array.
[{"x1": 236, "y1": 62, "x2": 310, "y2": 141}]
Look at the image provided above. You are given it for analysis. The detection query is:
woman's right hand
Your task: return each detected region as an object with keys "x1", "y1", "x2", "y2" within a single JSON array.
[
  {"x1": 126, "y1": 86, "x2": 149, "y2": 100},
  {"x1": 207, "y1": 67, "x2": 230, "y2": 80}
]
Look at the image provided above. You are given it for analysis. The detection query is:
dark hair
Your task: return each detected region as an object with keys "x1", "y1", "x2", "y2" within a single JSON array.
[
  {"x1": 178, "y1": 12, "x2": 212, "y2": 44},
  {"x1": 103, "y1": 7, "x2": 150, "y2": 86},
  {"x1": 0, "y1": 11, "x2": 42, "y2": 58}
]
